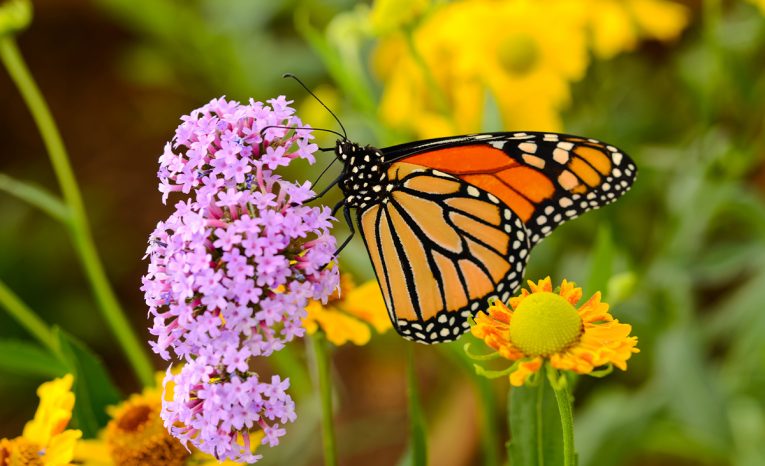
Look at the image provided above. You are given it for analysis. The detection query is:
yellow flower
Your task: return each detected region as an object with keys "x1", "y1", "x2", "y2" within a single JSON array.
[
  {"x1": 303, "y1": 273, "x2": 391, "y2": 345},
  {"x1": 471, "y1": 277, "x2": 639, "y2": 387},
  {"x1": 0, "y1": 374, "x2": 82, "y2": 466},
  {"x1": 577, "y1": 0, "x2": 690, "y2": 59},
  {"x1": 373, "y1": 0, "x2": 589, "y2": 138},
  {"x1": 74, "y1": 373, "x2": 246, "y2": 466}
]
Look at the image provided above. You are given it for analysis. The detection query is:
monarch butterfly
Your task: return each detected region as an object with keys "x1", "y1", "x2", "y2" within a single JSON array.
[
  {"x1": 328, "y1": 132, "x2": 636, "y2": 344},
  {"x1": 286, "y1": 77, "x2": 637, "y2": 345}
]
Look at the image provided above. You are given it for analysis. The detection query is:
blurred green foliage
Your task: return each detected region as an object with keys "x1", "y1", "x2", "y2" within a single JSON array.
[{"x1": 1, "y1": 1, "x2": 765, "y2": 465}]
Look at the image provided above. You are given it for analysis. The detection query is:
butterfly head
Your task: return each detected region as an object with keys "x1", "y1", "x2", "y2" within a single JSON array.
[{"x1": 336, "y1": 140, "x2": 388, "y2": 209}]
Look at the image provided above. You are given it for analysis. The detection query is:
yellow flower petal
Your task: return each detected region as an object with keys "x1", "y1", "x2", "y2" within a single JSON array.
[
  {"x1": 304, "y1": 274, "x2": 390, "y2": 346},
  {"x1": 509, "y1": 358, "x2": 543, "y2": 387},
  {"x1": 73, "y1": 438, "x2": 113, "y2": 466},
  {"x1": 43, "y1": 429, "x2": 82, "y2": 466},
  {"x1": 22, "y1": 374, "x2": 75, "y2": 447},
  {"x1": 343, "y1": 280, "x2": 392, "y2": 333},
  {"x1": 630, "y1": 0, "x2": 689, "y2": 42}
]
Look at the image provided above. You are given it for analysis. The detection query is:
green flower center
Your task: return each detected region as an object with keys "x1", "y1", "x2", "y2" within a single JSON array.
[
  {"x1": 498, "y1": 33, "x2": 540, "y2": 75},
  {"x1": 509, "y1": 292, "x2": 582, "y2": 357}
]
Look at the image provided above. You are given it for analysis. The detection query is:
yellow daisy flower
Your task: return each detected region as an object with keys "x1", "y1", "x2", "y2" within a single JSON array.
[
  {"x1": 577, "y1": 0, "x2": 690, "y2": 59},
  {"x1": 471, "y1": 277, "x2": 639, "y2": 387},
  {"x1": 74, "y1": 373, "x2": 247, "y2": 466},
  {"x1": 373, "y1": 0, "x2": 589, "y2": 138},
  {"x1": 0, "y1": 374, "x2": 82, "y2": 466},
  {"x1": 303, "y1": 274, "x2": 391, "y2": 346}
]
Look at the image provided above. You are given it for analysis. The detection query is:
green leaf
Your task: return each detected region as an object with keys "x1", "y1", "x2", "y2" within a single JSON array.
[
  {"x1": 577, "y1": 388, "x2": 663, "y2": 466},
  {"x1": 54, "y1": 327, "x2": 122, "y2": 438},
  {"x1": 0, "y1": 172, "x2": 69, "y2": 222},
  {"x1": 508, "y1": 377, "x2": 564, "y2": 466},
  {"x1": 586, "y1": 224, "x2": 614, "y2": 299},
  {"x1": 0, "y1": 339, "x2": 67, "y2": 377}
]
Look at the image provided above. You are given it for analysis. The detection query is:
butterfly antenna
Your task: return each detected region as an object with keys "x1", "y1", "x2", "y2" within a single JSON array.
[
  {"x1": 313, "y1": 157, "x2": 339, "y2": 187},
  {"x1": 283, "y1": 73, "x2": 347, "y2": 140},
  {"x1": 260, "y1": 125, "x2": 345, "y2": 140}
]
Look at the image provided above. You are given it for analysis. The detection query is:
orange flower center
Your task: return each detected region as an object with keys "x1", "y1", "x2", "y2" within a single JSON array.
[
  {"x1": 107, "y1": 400, "x2": 189, "y2": 466},
  {"x1": 509, "y1": 292, "x2": 582, "y2": 357}
]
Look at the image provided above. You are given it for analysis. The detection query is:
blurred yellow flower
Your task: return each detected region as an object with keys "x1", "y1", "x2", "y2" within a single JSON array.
[
  {"x1": 373, "y1": 0, "x2": 589, "y2": 138},
  {"x1": 0, "y1": 374, "x2": 82, "y2": 466},
  {"x1": 574, "y1": 0, "x2": 689, "y2": 59},
  {"x1": 370, "y1": 0, "x2": 692, "y2": 139},
  {"x1": 74, "y1": 372, "x2": 245, "y2": 466},
  {"x1": 471, "y1": 277, "x2": 639, "y2": 387},
  {"x1": 304, "y1": 273, "x2": 391, "y2": 345}
]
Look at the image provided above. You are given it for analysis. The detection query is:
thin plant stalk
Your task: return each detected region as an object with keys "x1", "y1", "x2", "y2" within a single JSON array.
[
  {"x1": 311, "y1": 331, "x2": 338, "y2": 466},
  {"x1": 407, "y1": 345, "x2": 428, "y2": 466},
  {"x1": 547, "y1": 364, "x2": 576, "y2": 466},
  {"x1": 0, "y1": 36, "x2": 154, "y2": 387}
]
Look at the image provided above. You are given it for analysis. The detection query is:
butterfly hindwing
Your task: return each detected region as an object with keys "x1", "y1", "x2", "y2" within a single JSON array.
[
  {"x1": 356, "y1": 162, "x2": 530, "y2": 343},
  {"x1": 382, "y1": 132, "x2": 637, "y2": 247}
]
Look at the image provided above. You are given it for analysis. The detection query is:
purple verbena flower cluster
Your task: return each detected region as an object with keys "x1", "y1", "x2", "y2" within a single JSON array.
[
  {"x1": 142, "y1": 96, "x2": 339, "y2": 463},
  {"x1": 162, "y1": 361, "x2": 295, "y2": 463}
]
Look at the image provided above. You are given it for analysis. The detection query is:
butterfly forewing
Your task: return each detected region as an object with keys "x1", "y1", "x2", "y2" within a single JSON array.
[{"x1": 382, "y1": 132, "x2": 637, "y2": 246}]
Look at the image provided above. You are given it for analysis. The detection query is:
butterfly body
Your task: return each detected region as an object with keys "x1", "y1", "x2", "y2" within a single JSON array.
[{"x1": 333, "y1": 132, "x2": 636, "y2": 344}]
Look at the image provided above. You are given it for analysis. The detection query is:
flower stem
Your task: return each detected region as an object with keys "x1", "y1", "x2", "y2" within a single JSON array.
[
  {"x1": 407, "y1": 345, "x2": 428, "y2": 466},
  {"x1": 0, "y1": 279, "x2": 57, "y2": 353},
  {"x1": 311, "y1": 332, "x2": 338, "y2": 466},
  {"x1": 546, "y1": 364, "x2": 576, "y2": 466},
  {"x1": 0, "y1": 36, "x2": 154, "y2": 387}
]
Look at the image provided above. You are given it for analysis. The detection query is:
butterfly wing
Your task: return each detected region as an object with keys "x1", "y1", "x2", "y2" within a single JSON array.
[
  {"x1": 382, "y1": 132, "x2": 637, "y2": 246},
  {"x1": 357, "y1": 162, "x2": 529, "y2": 343}
]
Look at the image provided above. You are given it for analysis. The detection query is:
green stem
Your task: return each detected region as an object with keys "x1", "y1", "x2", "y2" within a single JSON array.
[
  {"x1": 536, "y1": 374, "x2": 545, "y2": 464},
  {"x1": 474, "y1": 375, "x2": 500, "y2": 466},
  {"x1": 0, "y1": 37, "x2": 154, "y2": 387},
  {"x1": 407, "y1": 345, "x2": 428, "y2": 466},
  {"x1": 311, "y1": 332, "x2": 338, "y2": 466},
  {"x1": 0, "y1": 279, "x2": 57, "y2": 353},
  {"x1": 547, "y1": 364, "x2": 576, "y2": 466}
]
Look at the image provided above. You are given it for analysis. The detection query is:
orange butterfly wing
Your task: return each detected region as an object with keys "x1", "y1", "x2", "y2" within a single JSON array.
[{"x1": 383, "y1": 132, "x2": 637, "y2": 245}]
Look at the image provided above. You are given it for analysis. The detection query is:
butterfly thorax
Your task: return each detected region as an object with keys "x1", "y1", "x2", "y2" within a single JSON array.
[{"x1": 336, "y1": 140, "x2": 389, "y2": 209}]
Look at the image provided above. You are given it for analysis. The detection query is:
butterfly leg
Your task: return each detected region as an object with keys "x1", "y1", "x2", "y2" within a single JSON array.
[{"x1": 332, "y1": 203, "x2": 356, "y2": 257}]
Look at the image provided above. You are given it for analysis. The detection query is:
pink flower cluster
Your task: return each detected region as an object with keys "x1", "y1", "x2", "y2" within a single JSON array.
[{"x1": 142, "y1": 96, "x2": 338, "y2": 463}]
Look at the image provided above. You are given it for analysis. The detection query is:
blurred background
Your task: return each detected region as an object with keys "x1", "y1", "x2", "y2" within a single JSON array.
[{"x1": 1, "y1": 0, "x2": 765, "y2": 465}]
